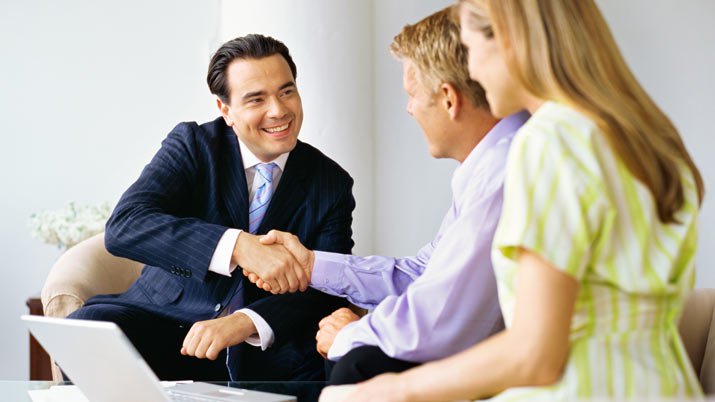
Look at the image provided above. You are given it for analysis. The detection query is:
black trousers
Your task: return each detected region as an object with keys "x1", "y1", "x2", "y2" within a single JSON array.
[
  {"x1": 67, "y1": 303, "x2": 229, "y2": 381},
  {"x1": 327, "y1": 345, "x2": 420, "y2": 385}
]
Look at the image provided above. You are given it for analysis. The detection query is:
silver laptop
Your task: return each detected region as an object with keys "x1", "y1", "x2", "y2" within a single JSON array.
[{"x1": 21, "y1": 315, "x2": 296, "y2": 402}]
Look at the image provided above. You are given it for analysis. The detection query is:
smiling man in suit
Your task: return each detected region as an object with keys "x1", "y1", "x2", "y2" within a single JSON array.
[{"x1": 67, "y1": 34, "x2": 355, "y2": 382}]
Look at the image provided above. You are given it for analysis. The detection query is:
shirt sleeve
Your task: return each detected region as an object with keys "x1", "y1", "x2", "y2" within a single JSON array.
[
  {"x1": 327, "y1": 185, "x2": 505, "y2": 362},
  {"x1": 207, "y1": 229, "x2": 241, "y2": 276},
  {"x1": 310, "y1": 245, "x2": 433, "y2": 309},
  {"x1": 493, "y1": 128, "x2": 606, "y2": 280},
  {"x1": 236, "y1": 308, "x2": 274, "y2": 350}
]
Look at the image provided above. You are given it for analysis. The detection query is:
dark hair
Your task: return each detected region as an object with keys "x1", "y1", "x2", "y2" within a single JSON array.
[{"x1": 207, "y1": 34, "x2": 297, "y2": 104}]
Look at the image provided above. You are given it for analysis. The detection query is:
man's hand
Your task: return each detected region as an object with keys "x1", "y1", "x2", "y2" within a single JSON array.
[
  {"x1": 232, "y1": 232, "x2": 308, "y2": 293},
  {"x1": 316, "y1": 307, "x2": 360, "y2": 358},
  {"x1": 242, "y1": 230, "x2": 315, "y2": 293},
  {"x1": 181, "y1": 313, "x2": 257, "y2": 360}
]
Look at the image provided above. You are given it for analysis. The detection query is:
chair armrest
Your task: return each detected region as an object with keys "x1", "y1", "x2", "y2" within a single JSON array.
[
  {"x1": 699, "y1": 290, "x2": 715, "y2": 394},
  {"x1": 678, "y1": 288, "x2": 715, "y2": 394},
  {"x1": 40, "y1": 232, "x2": 143, "y2": 318}
]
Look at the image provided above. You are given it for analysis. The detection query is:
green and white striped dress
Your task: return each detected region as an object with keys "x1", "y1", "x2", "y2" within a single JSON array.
[{"x1": 487, "y1": 101, "x2": 703, "y2": 401}]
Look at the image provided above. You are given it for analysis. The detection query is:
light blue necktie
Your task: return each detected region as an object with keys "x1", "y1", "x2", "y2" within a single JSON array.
[
  {"x1": 248, "y1": 162, "x2": 277, "y2": 234},
  {"x1": 224, "y1": 162, "x2": 278, "y2": 316},
  {"x1": 225, "y1": 164, "x2": 277, "y2": 372}
]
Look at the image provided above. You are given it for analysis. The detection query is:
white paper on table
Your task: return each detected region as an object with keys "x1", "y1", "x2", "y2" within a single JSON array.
[
  {"x1": 27, "y1": 385, "x2": 89, "y2": 402},
  {"x1": 27, "y1": 381, "x2": 192, "y2": 402}
]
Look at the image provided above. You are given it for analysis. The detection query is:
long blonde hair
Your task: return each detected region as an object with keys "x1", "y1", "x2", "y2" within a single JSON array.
[{"x1": 464, "y1": 0, "x2": 704, "y2": 223}]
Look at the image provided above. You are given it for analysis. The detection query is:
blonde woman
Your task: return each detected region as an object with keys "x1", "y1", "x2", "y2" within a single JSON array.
[{"x1": 335, "y1": 0, "x2": 705, "y2": 401}]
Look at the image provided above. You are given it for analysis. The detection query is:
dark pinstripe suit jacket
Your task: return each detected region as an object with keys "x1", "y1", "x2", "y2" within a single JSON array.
[{"x1": 95, "y1": 117, "x2": 354, "y2": 380}]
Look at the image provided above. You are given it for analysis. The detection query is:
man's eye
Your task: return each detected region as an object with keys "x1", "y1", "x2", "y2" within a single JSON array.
[
  {"x1": 281, "y1": 89, "x2": 294, "y2": 97},
  {"x1": 248, "y1": 98, "x2": 263, "y2": 104}
]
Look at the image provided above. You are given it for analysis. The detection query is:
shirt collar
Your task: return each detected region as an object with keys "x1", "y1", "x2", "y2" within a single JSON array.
[
  {"x1": 452, "y1": 110, "x2": 530, "y2": 192},
  {"x1": 237, "y1": 138, "x2": 289, "y2": 172}
]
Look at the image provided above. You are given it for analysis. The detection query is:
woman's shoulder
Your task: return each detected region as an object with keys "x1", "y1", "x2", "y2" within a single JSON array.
[
  {"x1": 516, "y1": 101, "x2": 605, "y2": 163},
  {"x1": 520, "y1": 101, "x2": 599, "y2": 142},
  {"x1": 509, "y1": 102, "x2": 610, "y2": 192}
]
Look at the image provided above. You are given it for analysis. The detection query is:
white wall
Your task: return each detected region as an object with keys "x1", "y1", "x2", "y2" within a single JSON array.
[
  {"x1": 1, "y1": 0, "x2": 713, "y2": 380},
  {"x1": 0, "y1": 0, "x2": 221, "y2": 380}
]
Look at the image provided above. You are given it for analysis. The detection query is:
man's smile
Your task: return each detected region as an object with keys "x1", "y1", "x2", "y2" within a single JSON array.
[{"x1": 261, "y1": 121, "x2": 291, "y2": 137}]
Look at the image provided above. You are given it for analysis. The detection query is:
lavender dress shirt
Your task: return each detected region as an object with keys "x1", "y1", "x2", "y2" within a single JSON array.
[{"x1": 311, "y1": 112, "x2": 529, "y2": 362}]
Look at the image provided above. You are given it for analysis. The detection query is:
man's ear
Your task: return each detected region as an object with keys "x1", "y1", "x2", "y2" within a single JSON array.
[
  {"x1": 440, "y1": 83, "x2": 461, "y2": 120},
  {"x1": 216, "y1": 98, "x2": 234, "y2": 126}
]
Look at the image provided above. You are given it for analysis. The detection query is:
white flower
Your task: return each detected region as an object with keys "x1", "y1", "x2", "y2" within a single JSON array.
[{"x1": 29, "y1": 202, "x2": 113, "y2": 249}]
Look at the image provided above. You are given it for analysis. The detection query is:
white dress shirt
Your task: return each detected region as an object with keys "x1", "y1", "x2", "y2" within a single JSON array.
[{"x1": 206, "y1": 139, "x2": 289, "y2": 350}]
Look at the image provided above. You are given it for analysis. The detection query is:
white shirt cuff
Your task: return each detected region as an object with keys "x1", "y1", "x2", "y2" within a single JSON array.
[
  {"x1": 236, "y1": 308, "x2": 274, "y2": 350},
  {"x1": 208, "y1": 229, "x2": 241, "y2": 276}
]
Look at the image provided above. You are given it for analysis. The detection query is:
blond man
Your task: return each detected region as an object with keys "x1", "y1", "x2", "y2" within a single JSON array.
[{"x1": 249, "y1": 7, "x2": 529, "y2": 384}]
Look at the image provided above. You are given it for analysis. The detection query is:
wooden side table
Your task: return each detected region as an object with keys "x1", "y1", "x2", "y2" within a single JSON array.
[{"x1": 25, "y1": 297, "x2": 53, "y2": 380}]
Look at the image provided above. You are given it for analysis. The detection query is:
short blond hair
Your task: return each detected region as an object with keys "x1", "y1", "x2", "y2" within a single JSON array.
[{"x1": 390, "y1": 7, "x2": 489, "y2": 110}]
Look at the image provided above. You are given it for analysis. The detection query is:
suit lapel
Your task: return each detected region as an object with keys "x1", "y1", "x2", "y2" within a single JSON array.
[
  {"x1": 221, "y1": 132, "x2": 250, "y2": 230},
  {"x1": 257, "y1": 141, "x2": 309, "y2": 234}
]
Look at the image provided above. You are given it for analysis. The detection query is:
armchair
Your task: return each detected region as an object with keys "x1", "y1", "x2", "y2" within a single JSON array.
[{"x1": 41, "y1": 233, "x2": 143, "y2": 319}]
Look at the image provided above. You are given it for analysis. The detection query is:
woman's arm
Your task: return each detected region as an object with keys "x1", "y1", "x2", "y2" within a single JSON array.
[{"x1": 346, "y1": 249, "x2": 579, "y2": 402}]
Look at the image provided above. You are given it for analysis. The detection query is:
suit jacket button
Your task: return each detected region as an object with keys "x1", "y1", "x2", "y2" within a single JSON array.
[{"x1": 214, "y1": 303, "x2": 222, "y2": 312}]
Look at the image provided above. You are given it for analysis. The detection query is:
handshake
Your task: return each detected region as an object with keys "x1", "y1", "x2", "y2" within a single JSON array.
[
  {"x1": 183, "y1": 230, "x2": 359, "y2": 361},
  {"x1": 233, "y1": 229, "x2": 315, "y2": 294}
]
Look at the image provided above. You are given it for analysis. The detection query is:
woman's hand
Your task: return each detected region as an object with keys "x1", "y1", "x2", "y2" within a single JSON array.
[{"x1": 342, "y1": 373, "x2": 410, "y2": 402}]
